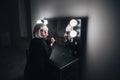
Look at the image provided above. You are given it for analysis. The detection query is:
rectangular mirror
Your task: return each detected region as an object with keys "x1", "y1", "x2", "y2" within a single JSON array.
[{"x1": 46, "y1": 17, "x2": 88, "y2": 58}]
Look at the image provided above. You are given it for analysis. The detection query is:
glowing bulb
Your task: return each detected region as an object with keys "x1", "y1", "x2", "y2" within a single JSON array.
[
  {"x1": 44, "y1": 20, "x2": 48, "y2": 25},
  {"x1": 66, "y1": 25, "x2": 72, "y2": 32},
  {"x1": 36, "y1": 20, "x2": 42, "y2": 24},
  {"x1": 70, "y1": 30, "x2": 77, "y2": 38},
  {"x1": 70, "y1": 19, "x2": 77, "y2": 26}
]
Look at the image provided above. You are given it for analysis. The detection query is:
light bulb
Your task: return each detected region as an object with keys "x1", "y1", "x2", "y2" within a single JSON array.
[
  {"x1": 36, "y1": 20, "x2": 43, "y2": 24},
  {"x1": 70, "y1": 30, "x2": 77, "y2": 38},
  {"x1": 70, "y1": 19, "x2": 77, "y2": 27},
  {"x1": 66, "y1": 25, "x2": 72, "y2": 32},
  {"x1": 44, "y1": 20, "x2": 48, "y2": 25}
]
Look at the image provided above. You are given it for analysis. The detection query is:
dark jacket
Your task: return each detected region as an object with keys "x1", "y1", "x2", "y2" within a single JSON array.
[{"x1": 24, "y1": 38, "x2": 53, "y2": 80}]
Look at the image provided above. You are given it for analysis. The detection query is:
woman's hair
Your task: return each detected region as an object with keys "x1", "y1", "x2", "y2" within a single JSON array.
[{"x1": 33, "y1": 23, "x2": 45, "y2": 38}]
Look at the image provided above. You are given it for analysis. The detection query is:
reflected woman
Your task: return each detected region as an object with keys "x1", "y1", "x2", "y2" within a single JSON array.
[{"x1": 64, "y1": 31, "x2": 80, "y2": 57}]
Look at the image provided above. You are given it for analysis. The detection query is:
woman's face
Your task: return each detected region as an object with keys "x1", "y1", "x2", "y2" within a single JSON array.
[{"x1": 39, "y1": 26, "x2": 48, "y2": 38}]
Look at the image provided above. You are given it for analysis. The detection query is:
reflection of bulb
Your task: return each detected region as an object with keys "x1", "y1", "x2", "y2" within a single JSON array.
[
  {"x1": 36, "y1": 20, "x2": 43, "y2": 24},
  {"x1": 77, "y1": 19, "x2": 81, "y2": 27},
  {"x1": 36, "y1": 20, "x2": 48, "y2": 25},
  {"x1": 70, "y1": 19, "x2": 77, "y2": 26},
  {"x1": 76, "y1": 29, "x2": 81, "y2": 37},
  {"x1": 44, "y1": 20, "x2": 48, "y2": 25},
  {"x1": 66, "y1": 25, "x2": 72, "y2": 32},
  {"x1": 70, "y1": 30, "x2": 77, "y2": 38}
]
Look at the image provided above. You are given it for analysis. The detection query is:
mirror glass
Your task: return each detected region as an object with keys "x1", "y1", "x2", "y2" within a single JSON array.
[{"x1": 44, "y1": 17, "x2": 87, "y2": 58}]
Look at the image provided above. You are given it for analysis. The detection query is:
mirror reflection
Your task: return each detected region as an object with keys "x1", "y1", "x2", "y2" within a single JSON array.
[
  {"x1": 35, "y1": 17, "x2": 88, "y2": 58},
  {"x1": 38, "y1": 17, "x2": 85, "y2": 58}
]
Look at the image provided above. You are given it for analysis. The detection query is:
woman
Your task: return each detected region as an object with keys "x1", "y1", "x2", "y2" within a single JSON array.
[{"x1": 24, "y1": 23, "x2": 55, "y2": 80}]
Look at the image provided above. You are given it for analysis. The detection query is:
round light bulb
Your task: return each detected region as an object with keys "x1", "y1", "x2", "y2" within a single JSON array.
[
  {"x1": 70, "y1": 19, "x2": 77, "y2": 27},
  {"x1": 66, "y1": 25, "x2": 72, "y2": 32},
  {"x1": 44, "y1": 20, "x2": 48, "y2": 25},
  {"x1": 36, "y1": 20, "x2": 43, "y2": 24},
  {"x1": 70, "y1": 30, "x2": 77, "y2": 38}
]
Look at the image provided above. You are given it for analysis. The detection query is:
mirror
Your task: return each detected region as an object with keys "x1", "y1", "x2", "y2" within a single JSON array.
[{"x1": 45, "y1": 17, "x2": 88, "y2": 58}]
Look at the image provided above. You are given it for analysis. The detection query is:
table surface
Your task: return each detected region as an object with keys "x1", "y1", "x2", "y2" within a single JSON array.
[{"x1": 50, "y1": 45, "x2": 79, "y2": 69}]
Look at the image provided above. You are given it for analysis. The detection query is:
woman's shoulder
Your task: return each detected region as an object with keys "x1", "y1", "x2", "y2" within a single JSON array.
[
  {"x1": 29, "y1": 38, "x2": 44, "y2": 47},
  {"x1": 30, "y1": 38, "x2": 40, "y2": 43},
  {"x1": 32, "y1": 37, "x2": 42, "y2": 41}
]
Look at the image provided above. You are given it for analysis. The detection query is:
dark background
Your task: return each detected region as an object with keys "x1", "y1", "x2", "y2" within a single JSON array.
[{"x1": 0, "y1": 0, "x2": 120, "y2": 80}]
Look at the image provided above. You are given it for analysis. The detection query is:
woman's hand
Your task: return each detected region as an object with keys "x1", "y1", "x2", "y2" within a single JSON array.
[{"x1": 50, "y1": 37, "x2": 55, "y2": 46}]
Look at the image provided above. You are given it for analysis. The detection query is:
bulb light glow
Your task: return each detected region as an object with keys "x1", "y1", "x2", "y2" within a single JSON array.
[
  {"x1": 70, "y1": 19, "x2": 77, "y2": 26},
  {"x1": 70, "y1": 30, "x2": 77, "y2": 38}
]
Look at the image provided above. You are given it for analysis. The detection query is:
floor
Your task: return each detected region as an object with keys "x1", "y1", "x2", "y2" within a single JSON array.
[{"x1": 0, "y1": 47, "x2": 26, "y2": 80}]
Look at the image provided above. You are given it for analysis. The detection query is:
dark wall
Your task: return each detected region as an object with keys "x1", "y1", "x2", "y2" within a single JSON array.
[
  {"x1": 0, "y1": 0, "x2": 19, "y2": 48},
  {"x1": 0, "y1": 0, "x2": 30, "y2": 49}
]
